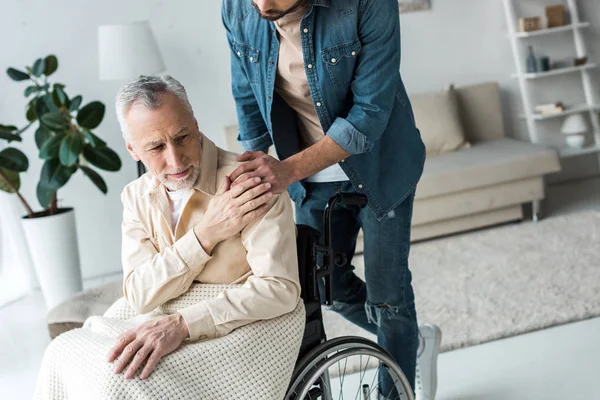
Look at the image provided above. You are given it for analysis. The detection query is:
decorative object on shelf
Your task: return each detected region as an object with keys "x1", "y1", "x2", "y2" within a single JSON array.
[
  {"x1": 565, "y1": 134, "x2": 585, "y2": 149},
  {"x1": 519, "y1": 16, "x2": 543, "y2": 32},
  {"x1": 561, "y1": 113, "x2": 588, "y2": 149},
  {"x1": 561, "y1": 113, "x2": 588, "y2": 135},
  {"x1": 0, "y1": 55, "x2": 123, "y2": 309},
  {"x1": 539, "y1": 56, "x2": 551, "y2": 72},
  {"x1": 526, "y1": 46, "x2": 538, "y2": 73},
  {"x1": 535, "y1": 102, "x2": 566, "y2": 116},
  {"x1": 398, "y1": 0, "x2": 431, "y2": 13},
  {"x1": 574, "y1": 56, "x2": 588, "y2": 66},
  {"x1": 546, "y1": 5, "x2": 565, "y2": 28}
]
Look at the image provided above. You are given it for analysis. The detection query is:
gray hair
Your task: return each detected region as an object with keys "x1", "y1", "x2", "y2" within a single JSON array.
[{"x1": 115, "y1": 75, "x2": 194, "y2": 141}]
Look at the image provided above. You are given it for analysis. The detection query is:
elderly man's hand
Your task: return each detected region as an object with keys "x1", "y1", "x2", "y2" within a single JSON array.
[
  {"x1": 194, "y1": 174, "x2": 273, "y2": 253},
  {"x1": 107, "y1": 313, "x2": 189, "y2": 380},
  {"x1": 229, "y1": 151, "x2": 295, "y2": 194}
]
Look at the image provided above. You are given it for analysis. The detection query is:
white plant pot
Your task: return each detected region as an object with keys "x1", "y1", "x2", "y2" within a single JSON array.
[{"x1": 21, "y1": 208, "x2": 82, "y2": 309}]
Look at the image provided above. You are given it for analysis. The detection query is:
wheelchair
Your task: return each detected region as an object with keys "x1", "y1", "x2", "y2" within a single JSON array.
[{"x1": 284, "y1": 192, "x2": 413, "y2": 400}]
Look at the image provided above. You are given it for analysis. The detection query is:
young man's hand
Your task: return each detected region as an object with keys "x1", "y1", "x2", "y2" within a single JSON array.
[{"x1": 229, "y1": 151, "x2": 296, "y2": 194}]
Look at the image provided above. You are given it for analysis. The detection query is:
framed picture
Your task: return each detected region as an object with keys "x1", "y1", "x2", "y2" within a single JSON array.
[{"x1": 399, "y1": 0, "x2": 431, "y2": 13}]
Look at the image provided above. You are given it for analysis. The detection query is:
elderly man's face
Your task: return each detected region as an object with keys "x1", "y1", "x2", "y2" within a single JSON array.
[{"x1": 125, "y1": 93, "x2": 202, "y2": 191}]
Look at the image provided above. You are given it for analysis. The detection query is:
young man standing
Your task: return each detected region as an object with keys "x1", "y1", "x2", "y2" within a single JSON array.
[{"x1": 222, "y1": 1, "x2": 442, "y2": 398}]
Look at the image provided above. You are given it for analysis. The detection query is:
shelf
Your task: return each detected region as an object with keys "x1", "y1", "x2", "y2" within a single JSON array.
[
  {"x1": 512, "y1": 22, "x2": 590, "y2": 38},
  {"x1": 527, "y1": 104, "x2": 600, "y2": 121},
  {"x1": 560, "y1": 143, "x2": 600, "y2": 158},
  {"x1": 511, "y1": 63, "x2": 597, "y2": 79}
]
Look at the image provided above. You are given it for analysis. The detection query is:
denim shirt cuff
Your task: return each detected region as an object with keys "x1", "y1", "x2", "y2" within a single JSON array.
[
  {"x1": 238, "y1": 131, "x2": 273, "y2": 153},
  {"x1": 327, "y1": 117, "x2": 374, "y2": 155}
]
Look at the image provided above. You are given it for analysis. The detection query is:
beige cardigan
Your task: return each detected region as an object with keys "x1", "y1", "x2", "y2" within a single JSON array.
[{"x1": 120, "y1": 135, "x2": 301, "y2": 342}]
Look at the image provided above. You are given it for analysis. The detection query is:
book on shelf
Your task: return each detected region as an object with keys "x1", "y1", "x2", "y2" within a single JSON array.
[{"x1": 534, "y1": 102, "x2": 567, "y2": 116}]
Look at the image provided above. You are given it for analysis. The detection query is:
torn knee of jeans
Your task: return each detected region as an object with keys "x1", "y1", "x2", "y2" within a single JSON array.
[{"x1": 365, "y1": 302, "x2": 400, "y2": 327}]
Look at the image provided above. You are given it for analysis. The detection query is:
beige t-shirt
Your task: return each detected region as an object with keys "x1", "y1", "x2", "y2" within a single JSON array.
[{"x1": 274, "y1": 6, "x2": 349, "y2": 183}]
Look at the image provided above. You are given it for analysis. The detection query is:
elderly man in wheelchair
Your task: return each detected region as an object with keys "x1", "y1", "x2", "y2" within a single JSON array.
[{"x1": 35, "y1": 75, "x2": 413, "y2": 400}]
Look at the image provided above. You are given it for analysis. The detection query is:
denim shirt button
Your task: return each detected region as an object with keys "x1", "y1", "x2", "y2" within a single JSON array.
[
  {"x1": 308, "y1": 64, "x2": 313, "y2": 69},
  {"x1": 237, "y1": 51, "x2": 241, "y2": 56},
  {"x1": 316, "y1": 102, "x2": 322, "y2": 107},
  {"x1": 331, "y1": 58, "x2": 337, "y2": 63},
  {"x1": 303, "y1": 28, "x2": 309, "y2": 33},
  {"x1": 358, "y1": 184, "x2": 363, "y2": 189}
]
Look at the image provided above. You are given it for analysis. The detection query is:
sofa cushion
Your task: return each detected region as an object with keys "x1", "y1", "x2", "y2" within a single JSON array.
[
  {"x1": 455, "y1": 82, "x2": 506, "y2": 143},
  {"x1": 416, "y1": 138, "x2": 560, "y2": 200},
  {"x1": 411, "y1": 86, "x2": 471, "y2": 156}
]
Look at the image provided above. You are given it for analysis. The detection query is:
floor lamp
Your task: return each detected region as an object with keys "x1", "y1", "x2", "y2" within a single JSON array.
[{"x1": 98, "y1": 21, "x2": 166, "y2": 177}]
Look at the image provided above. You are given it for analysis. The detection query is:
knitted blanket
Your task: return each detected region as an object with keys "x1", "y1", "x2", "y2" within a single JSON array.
[{"x1": 35, "y1": 284, "x2": 305, "y2": 400}]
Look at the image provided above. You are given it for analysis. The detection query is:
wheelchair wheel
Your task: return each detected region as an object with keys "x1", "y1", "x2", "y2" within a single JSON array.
[{"x1": 285, "y1": 336, "x2": 413, "y2": 400}]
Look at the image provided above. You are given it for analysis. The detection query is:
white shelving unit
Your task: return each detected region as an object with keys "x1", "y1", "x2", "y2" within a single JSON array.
[{"x1": 503, "y1": 0, "x2": 600, "y2": 159}]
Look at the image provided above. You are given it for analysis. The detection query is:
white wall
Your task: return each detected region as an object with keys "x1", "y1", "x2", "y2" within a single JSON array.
[{"x1": 1, "y1": 0, "x2": 599, "y2": 278}]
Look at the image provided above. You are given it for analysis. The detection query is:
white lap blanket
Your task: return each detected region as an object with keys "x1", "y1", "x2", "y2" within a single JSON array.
[{"x1": 35, "y1": 284, "x2": 305, "y2": 400}]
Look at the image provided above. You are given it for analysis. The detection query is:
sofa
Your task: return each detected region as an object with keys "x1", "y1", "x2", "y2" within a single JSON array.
[
  {"x1": 224, "y1": 81, "x2": 561, "y2": 243},
  {"x1": 410, "y1": 82, "x2": 560, "y2": 241}
]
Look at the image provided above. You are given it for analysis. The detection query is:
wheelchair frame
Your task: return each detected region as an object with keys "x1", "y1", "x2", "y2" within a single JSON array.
[{"x1": 286, "y1": 193, "x2": 413, "y2": 400}]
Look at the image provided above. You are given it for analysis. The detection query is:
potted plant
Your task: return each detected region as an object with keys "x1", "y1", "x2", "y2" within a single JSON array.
[{"x1": 0, "y1": 54, "x2": 122, "y2": 309}]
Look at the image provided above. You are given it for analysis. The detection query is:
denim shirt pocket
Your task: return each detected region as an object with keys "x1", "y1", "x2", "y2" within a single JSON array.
[
  {"x1": 321, "y1": 38, "x2": 362, "y2": 89},
  {"x1": 232, "y1": 41, "x2": 260, "y2": 85}
]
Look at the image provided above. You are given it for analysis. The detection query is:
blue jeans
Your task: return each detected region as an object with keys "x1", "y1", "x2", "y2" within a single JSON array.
[{"x1": 295, "y1": 181, "x2": 419, "y2": 397}]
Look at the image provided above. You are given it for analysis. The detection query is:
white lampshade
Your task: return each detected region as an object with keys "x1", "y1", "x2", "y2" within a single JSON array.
[
  {"x1": 561, "y1": 113, "x2": 589, "y2": 135},
  {"x1": 98, "y1": 21, "x2": 165, "y2": 80}
]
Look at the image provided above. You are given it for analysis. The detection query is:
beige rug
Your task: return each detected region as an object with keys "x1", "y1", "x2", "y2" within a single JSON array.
[{"x1": 323, "y1": 210, "x2": 600, "y2": 352}]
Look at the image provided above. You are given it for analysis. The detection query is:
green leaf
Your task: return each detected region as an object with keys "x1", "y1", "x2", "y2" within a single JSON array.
[
  {"x1": 34, "y1": 98, "x2": 48, "y2": 121},
  {"x1": 80, "y1": 128, "x2": 106, "y2": 148},
  {"x1": 7, "y1": 67, "x2": 30, "y2": 81},
  {"x1": 24, "y1": 85, "x2": 39, "y2": 97},
  {"x1": 0, "y1": 131, "x2": 22, "y2": 143},
  {"x1": 0, "y1": 168, "x2": 20, "y2": 193},
  {"x1": 69, "y1": 95, "x2": 82, "y2": 112},
  {"x1": 32, "y1": 58, "x2": 45, "y2": 77},
  {"x1": 80, "y1": 166, "x2": 107, "y2": 194},
  {"x1": 44, "y1": 55, "x2": 58, "y2": 76},
  {"x1": 0, "y1": 148, "x2": 29, "y2": 172},
  {"x1": 83, "y1": 145, "x2": 121, "y2": 171},
  {"x1": 52, "y1": 85, "x2": 69, "y2": 108},
  {"x1": 41, "y1": 112, "x2": 69, "y2": 130},
  {"x1": 41, "y1": 93, "x2": 59, "y2": 113},
  {"x1": 36, "y1": 182, "x2": 54, "y2": 209},
  {"x1": 36, "y1": 159, "x2": 76, "y2": 208},
  {"x1": 0, "y1": 124, "x2": 18, "y2": 132},
  {"x1": 59, "y1": 133, "x2": 82, "y2": 166},
  {"x1": 35, "y1": 126, "x2": 51, "y2": 149},
  {"x1": 39, "y1": 133, "x2": 65, "y2": 159},
  {"x1": 77, "y1": 101, "x2": 105, "y2": 129},
  {"x1": 26, "y1": 101, "x2": 37, "y2": 122}
]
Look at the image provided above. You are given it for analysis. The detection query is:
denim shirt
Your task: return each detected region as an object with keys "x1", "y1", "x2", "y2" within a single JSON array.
[{"x1": 222, "y1": 0, "x2": 425, "y2": 221}]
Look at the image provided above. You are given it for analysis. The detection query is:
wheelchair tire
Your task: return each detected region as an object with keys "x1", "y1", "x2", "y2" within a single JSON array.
[{"x1": 285, "y1": 336, "x2": 413, "y2": 400}]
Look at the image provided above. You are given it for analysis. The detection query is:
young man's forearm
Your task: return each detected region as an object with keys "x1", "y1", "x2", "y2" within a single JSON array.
[{"x1": 284, "y1": 136, "x2": 352, "y2": 183}]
